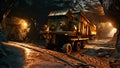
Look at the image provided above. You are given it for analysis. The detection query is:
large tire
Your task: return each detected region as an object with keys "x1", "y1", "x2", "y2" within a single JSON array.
[
  {"x1": 81, "y1": 41, "x2": 86, "y2": 49},
  {"x1": 62, "y1": 43, "x2": 72, "y2": 54},
  {"x1": 75, "y1": 42, "x2": 81, "y2": 51}
]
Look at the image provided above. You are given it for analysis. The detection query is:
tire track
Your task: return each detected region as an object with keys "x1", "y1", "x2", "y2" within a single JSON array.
[{"x1": 8, "y1": 41, "x2": 94, "y2": 68}]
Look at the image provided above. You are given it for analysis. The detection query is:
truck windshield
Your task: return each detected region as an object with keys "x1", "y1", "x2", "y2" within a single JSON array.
[{"x1": 49, "y1": 19, "x2": 77, "y2": 32}]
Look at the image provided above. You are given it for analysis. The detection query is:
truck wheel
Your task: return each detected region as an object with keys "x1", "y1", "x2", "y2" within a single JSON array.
[
  {"x1": 81, "y1": 41, "x2": 86, "y2": 49},
  {"x1": 75, "y1": 42, "x2": 81, "y2": 51},
  {"x1": 62, "y1": 43, "x2": 72, "y2": 54}
]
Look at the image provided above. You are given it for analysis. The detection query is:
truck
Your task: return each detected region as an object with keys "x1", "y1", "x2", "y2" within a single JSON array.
[{"x1": 40, "y1": 9, "x2": 96, "y2": 54}]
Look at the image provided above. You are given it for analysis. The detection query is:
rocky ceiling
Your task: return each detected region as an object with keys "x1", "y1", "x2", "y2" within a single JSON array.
[{"x1": 1, "y1": 0, "x2": 107, "y2": 24}]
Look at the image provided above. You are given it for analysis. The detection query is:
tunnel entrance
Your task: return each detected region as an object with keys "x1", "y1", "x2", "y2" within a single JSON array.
[
  {"x1": 3, "y1": 17, "x2": 31, "y2": 41},
  {"x1": 97, "y1": 22, "x2": 117, "y2": 39}
]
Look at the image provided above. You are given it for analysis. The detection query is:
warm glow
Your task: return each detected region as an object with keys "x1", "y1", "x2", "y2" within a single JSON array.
[
  {"x1": 74, "y1": 25, "x2": 77, "y2": 31},
  {"x1": 91, "y1": 31, "x2": 96, "y2": 35},
  {"x1": 18, "y1": 19, "x2": 30, "y2": 40},
  {"x1": 108, "y1": 28, "x2": 117, "y2": 37},
  {"x1": 90, "y1": 24, "x2": 96, "y2": 35},
  {"x1": 19, "y1": 19, "x2": 28, "y2": 29},
  {"x1": 25, "y1": 48, "x2": 31, "y2": 57},
  {"x1": 106, "y1": 21, "x2": 117, "y2": 37},
  {"x1": 108, "y1": 22, "x2": 112, "y2": 27},
  {"x1": 23, "y1": 22, "x2": 28, "y2": 28}
]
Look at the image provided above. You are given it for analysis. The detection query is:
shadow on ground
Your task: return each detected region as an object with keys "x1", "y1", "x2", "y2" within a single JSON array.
[{"x1": 0, "y1": 45, "x2": 25, "y2": 68}]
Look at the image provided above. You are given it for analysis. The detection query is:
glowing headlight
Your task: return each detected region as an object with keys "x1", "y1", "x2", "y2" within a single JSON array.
[
  {"x1": 19, "y1": 19, "x2": 28, "y2": 29},
  {"x1": 108, "y1": 23, "x2": 112, "y2": 27}
]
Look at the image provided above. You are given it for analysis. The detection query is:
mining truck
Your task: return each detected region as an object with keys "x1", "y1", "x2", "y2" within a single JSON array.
[{"x1": 40, "y1": 9, "x2": 96, "y2": 54}]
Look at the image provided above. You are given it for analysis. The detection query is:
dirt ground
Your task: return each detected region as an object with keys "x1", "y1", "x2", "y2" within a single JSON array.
[{"x1": 1, "y1": 39, "x2": 120, "y2": 68}]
